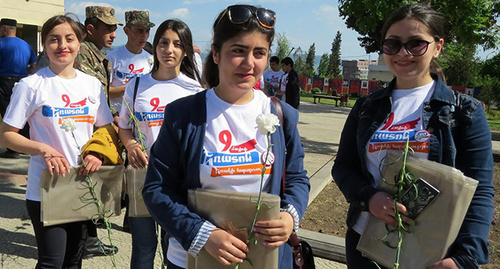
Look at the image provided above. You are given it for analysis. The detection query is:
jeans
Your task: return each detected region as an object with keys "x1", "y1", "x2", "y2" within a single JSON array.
[
  {"x1": 27, "y1": 200, "x2": 87, "y2": 269},
  {"x1": 129, "y1": 217, "x2": 168, "y2": 269}
]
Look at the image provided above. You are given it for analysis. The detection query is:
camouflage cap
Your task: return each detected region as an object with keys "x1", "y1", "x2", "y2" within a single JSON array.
[
  {"x1": 86, "y1": 6, "x2": 123, "y2": 26},
  {"x1": 125, "y1": 11, "x2": 155, "y2": 28}
]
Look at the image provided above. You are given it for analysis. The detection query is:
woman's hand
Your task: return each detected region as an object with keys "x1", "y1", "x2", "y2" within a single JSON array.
[
  {"x1": 79, "y1": 152, "x2": 102, "y2": 175},
  {"x1": 428, "y1": 258, "x2": 459, "y2": 269},
  {"x1": 41, "y1": 146, "x2": 70, "y2": 176},
  {"x1": 126, "y1": 140, "x2": 148, "y2": 169},
  {"x1": 204, "y1": 228, "x2": 248, "y2": 266},
  {"x1": 254, "y1": 211, "x2": 294, "y2": 248},
  {"x1": 369, "y1": 191, "x2": 413, "y2": 227}
]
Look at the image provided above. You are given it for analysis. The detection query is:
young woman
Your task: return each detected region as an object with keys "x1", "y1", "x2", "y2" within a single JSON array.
[
  {"x1": 118, "y1": 19, "x2": 203, "y2": 269},
  {"x1": 142, "y1": 5, "x2": 310, "y2": 269},
  {"x1": 0, "y1": 15, "x2": 114, "y2": 268},
  {"x1": 332, "y1": 4, "x2": 494, "y2": 269}
]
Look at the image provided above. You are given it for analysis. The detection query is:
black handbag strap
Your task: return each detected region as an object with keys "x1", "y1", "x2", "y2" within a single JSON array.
[{"x1": 270, "y1": 97, "x2": 304, "y2": 269}]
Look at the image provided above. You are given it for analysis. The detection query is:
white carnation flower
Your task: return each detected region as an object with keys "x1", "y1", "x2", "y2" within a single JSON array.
[
  {"x1": 60, "y1": 118, "x2": 77, "y2": 132},
  {"x1": 256, "y1": 113, "x2": 280, "y2": 135}
]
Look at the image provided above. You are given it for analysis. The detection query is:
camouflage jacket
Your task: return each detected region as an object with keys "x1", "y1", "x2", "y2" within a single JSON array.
[{"x1": 75, "y1": 38, "x2": 115, "y2": 113}]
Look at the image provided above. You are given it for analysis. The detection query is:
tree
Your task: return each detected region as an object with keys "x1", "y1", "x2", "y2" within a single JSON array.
[
  {"x1": 317, "y1": 53, "x2": 330, "y2": 78},
  {"x1": 292, "y1": 47, "x2": 307, "y2": 76},
  {"x1": 437, "y1": 43, "x2": 480, "y2": 87},
  {"x1": 338, "y1": 0, "x2": 499, "y2": 53},
  {"x1": 275, "y1": 33, "x2": 292, "y2": 61},
  {"x1": 304, "y1": 43, "x2": 316, "y2": 77},
  {"x1": 328, "y1": 31, "x2": 342, "y2": 78}
]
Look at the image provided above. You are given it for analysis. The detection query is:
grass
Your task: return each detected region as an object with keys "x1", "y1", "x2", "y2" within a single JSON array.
[{"x1": 486, "y1": 109, "x2": 500, "y2": 131}]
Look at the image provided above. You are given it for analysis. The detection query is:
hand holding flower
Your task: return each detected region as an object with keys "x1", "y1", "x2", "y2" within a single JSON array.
[
  {"x1": 125, "y1": 139, "x2": 148, "y2": 169},
  {"x1": 254, "y1": 211, "x2": 294, "y2": 247},
  {"x1": 205, "y1": 228, "x2": 248, "y2": 266},
  {"x1": 369, "y1": 191, "x2": 412, "y2": 228},
  {"x1": 79, "y1": 152, "x2": 103, "y2": 175}
]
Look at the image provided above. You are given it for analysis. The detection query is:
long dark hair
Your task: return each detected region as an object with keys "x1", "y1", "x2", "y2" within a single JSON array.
[
  {"x1": 381, "y1": 4, "x2": 446, "y2": 83},
  {"x1": 203, "y1": 5, "x2": 275, "y2": 88},
  {"x1": 41, "y1": 15, "x2": 84, "y2": 46},
  {"x1": 152, "y1": 19, "x2": 201, "y2": 82}
]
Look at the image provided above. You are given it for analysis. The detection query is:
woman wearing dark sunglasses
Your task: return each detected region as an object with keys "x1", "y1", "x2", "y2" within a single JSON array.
[
  {"x1": 142, "y1": 4, "x2": 309, "y2": 269},
  {"x1": 333, "y1": 3, "x2": 493, "y2": 269}
]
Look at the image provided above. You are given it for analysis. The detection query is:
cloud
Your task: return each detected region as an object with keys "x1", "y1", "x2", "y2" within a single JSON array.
[
  {"x1": 183, "y1": 0, "x2": 217, "y2": 4},
  {"x1": 312, "y1": 4, "x2": 345, "y2": 29},
  {"x1": 65, "y1": 1, "x2": 129, "y2": 22},
  {"x1": 168, "y1": 8, "x2": 191, "y2": 19}
]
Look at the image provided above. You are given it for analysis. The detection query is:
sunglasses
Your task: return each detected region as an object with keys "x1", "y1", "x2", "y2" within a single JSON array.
[
  {"x1": 382, "y1": 39, "x2": 434, "y2": 56},
  {"x1": 219, "y1": 5, "x2": 276, "y2": 29}
]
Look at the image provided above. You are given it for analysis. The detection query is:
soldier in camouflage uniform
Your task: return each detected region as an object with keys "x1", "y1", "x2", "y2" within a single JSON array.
[
  {"x1": 75, "y1": 6, "x2": 123, "y2": 116},
  {"x1": 75, "y1": 6, "x2": 122, "y2": 259}
]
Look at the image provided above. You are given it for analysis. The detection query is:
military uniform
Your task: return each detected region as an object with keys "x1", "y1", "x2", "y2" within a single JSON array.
[{"x1": 75, "y1": 6, "x2": 122, "y2": 114}]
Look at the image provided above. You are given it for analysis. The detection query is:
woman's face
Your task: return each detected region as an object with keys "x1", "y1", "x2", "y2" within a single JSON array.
[
  {"x1": 155, "y1": 29, "x2": 185, "y2": 71},
  {"x1": 383, "y1": 18, "x2": 443, "y2": 88},
  {"x1": 44, "y1": 22, "x2": 80, "y2": 68},
  {"x1": 213, "y1": 31, "x2": 269, "y2": 92}
]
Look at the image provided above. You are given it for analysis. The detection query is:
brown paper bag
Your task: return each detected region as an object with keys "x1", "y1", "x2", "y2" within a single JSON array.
[
  {"x1": 125, "y1": 166, "x2": 150, "y2": 217},
  {"x1": 186, "y1": 189, "x2": 280, "y2": 269},
  {"x1": 40, "y1": 165, "x2": 124, "y2": 226},
  {"x1": 357, "y1": 150, "x2": 478, "y2": 268}
]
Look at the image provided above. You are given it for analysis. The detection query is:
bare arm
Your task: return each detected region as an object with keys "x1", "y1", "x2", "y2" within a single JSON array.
[
  {"x1": 118, "y1": 127, "x2": 148, "y2": 169},
  {"x1": 0, "y1": 123, "x2": 69, "y2": 176}
]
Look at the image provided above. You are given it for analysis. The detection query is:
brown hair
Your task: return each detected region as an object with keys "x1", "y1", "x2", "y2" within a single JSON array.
[
  {"x1": 382, "y1": 4, "x2": 446, "y2": 83},
  {"x1": 41, "y1": 15, "x2": 84, "y2": 46}
]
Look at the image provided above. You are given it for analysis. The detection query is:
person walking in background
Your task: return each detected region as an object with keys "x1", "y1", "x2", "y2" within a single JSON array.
[
  {"x1": 75, "y1": 5, "x2": 122, "y2": 258},
  {"x1": 280, "y1": 57, "x2": 300, "y2": 109},
  {"x1": 332, "y1": 4, "x2": 493, "y2": 268},
  {"x1": 0, "y1": 15, "x2": 115, "y2": 268},
  {"x1": 106, "y1": 10, "x2": 155, "y2": 118},
  {"x1": 118, "y1": 19, "x2": 203, "y2": 269},
  {"x1": 142, "y1": 4, "x2": 309, "y2": 269},
  {"x1": 0, "y1": 18, "x2": 37, "y2": 159},
  {"x1": 262, "y1": 56, "x2": 284, "y2": 97}
]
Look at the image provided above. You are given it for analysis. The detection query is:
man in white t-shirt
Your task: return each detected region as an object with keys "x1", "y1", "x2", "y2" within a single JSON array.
[
  {"x1": 106, "y1": 10, "x2": 155, "y2": 116},
  {"x1": 262, "y1": 56, "x2": 284, "y2": 97}
]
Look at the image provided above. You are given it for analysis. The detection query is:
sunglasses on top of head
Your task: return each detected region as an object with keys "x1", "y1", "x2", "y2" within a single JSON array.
[
  {"x1": 220, "y1": 5, "x2": 276, "y2": 29},
  {"x1": 382, "y1": 39, "x2": 434, "y2": 56}
]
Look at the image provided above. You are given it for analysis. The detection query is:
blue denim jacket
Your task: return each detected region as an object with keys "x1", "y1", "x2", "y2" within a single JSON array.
[{"x1": 332, "y1": 76, "x2": 494, "y2": 268}]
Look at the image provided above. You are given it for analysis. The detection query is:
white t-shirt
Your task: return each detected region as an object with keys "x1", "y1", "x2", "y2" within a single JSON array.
[
  {"x1": 263, "y1": 69, "x2": 284, "y2": 89},
  {"x1": 3, "y1": 67, "x2": 113, "y2": 201},
  {"x1": 168, "y1": 89, "x2": 274, "y2": 267},
  {"x1": 353, "y1": 80, "x2": 435, "y2": 234},
  {"x1": 118, "y1": 73, "x2": 203, "y2": 153},
  {"x1": 105, "y1": 46, "x2": 153, "y2": 112}
]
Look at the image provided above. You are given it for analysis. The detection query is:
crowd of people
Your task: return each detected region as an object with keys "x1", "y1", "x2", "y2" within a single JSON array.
[{"x1": 0, "y1": 2, "x2": 494, "y2": 269}]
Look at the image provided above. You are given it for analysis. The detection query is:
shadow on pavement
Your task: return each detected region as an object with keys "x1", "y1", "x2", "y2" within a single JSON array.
[
  {"x1": 298, "y1": 103, "x2": 352, "y2": 116},
  {"x1": 301, "y1": 139, "x2": 338, "y2": 156}
]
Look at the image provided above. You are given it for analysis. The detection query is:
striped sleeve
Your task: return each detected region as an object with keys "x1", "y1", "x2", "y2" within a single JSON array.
[{"x1": 187, "y1": 221, "x2": 216, "y2": 257}]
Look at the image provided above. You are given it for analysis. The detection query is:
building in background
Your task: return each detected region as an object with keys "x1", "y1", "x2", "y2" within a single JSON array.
[
  {"x1": 368, "y1": 54, "x2": 393, "y2": 82},
  {"x1": 1, "y1": 0, "x2": 65, "y2": 55},
  {"x1": 341, "y1": 59, "x2": 378, "y2": 80}
]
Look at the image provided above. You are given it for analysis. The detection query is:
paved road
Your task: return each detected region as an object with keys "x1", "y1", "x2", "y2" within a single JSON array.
[{"x1": 0, "y1": 101, "x2": 349, "y2": 269}]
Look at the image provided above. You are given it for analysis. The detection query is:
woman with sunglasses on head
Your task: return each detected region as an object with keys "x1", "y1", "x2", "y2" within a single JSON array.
[
  {"x1": 142, "y1": 4, "x2": 309, "y2": 269},
  {"x1": 118, "y1": 19, "x2": 203, "y2": 269},
  {"x1": 0, "y1": 15, "x2": 116, "y2": 268},
  {"x1": 332, "y1": 3, "x2": 494, "y2": 269}
]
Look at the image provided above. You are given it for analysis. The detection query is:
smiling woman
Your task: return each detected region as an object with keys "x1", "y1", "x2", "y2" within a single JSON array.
[{"x1": 0, "y1": 14, "x2": 115, "y2": 268}]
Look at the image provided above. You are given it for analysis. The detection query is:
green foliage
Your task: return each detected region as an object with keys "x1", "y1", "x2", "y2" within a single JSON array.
[
  {"x1": 317, "y1": 53, "x2": 330, "y2": 78},
  {"x1": 275, "y1": 33, "x2": 292, "y2": 61},
  {"x1": 482, "y1": 53, "x2": 500, "y2": 77},
  {"x1": 304, "y1": 43, "x2": 316, "y2": 77},
  {"x1": 437, "y1": 42, "x2": 480, "y2": 87},
  {"x1": 328, "y1": 31, "x2": 342, "y2": 78},
  {"x1": 292, "y1": 47, "x2": 308, "y2": 76},
  {"x1": 478, "y1": 75, "x2": 500, "y2": 110},
  {"x1": 486, "y1": 109, "x2": 500, "y2": 130},
  {"x1": 339, "y1": 0, "x2": 499, "y2": 53},
  {"x1": 311, "y1": 87, "x2": 322, "y2": 94}
]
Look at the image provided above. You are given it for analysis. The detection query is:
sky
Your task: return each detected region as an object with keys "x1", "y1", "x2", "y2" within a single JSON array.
[{"x1": 64, "y1": 0, "x2": 494, "y2": 61}]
